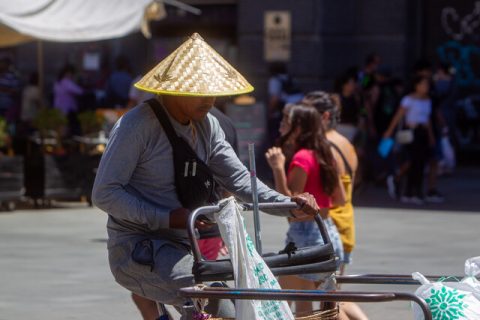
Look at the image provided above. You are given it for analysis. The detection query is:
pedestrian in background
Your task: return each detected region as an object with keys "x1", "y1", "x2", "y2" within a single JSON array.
[
  {"x1": 267, "y1": 62, "x2": 304, "y2": 145},
  {"x1": 334, "y1": 72, "x2": 362, "y2": 143},
  {"x1": 265, "y1": 103, "x2": 346, "y2": 316},
  {"x1": 20, "y1": 72, "x2": 42, "y2": 134},
  {"x1": 384, "y1": 76, "x2": 435, "y2": 204},
  {"x1": 53, "y1": 64, "x2": 83, "y2": 135},
  {"x1": 105, "y1": 55, "x2": 133, "y2": 108},
  {"x1": 0, "y1": 57, "x2": 21, "y2": 122},
  {"x1": 303, "y1": 91, "x2": 369, "y2": 320}
]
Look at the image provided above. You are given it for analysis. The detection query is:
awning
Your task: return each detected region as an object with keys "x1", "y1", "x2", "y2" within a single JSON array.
[{"x1": 0, "y1": 0, "x2": 165, "y2": 45}]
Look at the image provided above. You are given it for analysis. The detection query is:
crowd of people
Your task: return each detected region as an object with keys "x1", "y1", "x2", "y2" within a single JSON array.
[
  {"x1": 0, "y1": 55, "x2": 142, "y2": 143},
  {"x1": 267, "y1": 53, "x2": 457, "y2": 205}
]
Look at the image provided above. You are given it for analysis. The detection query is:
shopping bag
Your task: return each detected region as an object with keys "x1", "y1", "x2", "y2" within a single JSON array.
[
  {"x1": 215, "y1": 197, "x2": 294, "y2": 320},
  {"x1": 412, "y1": 256, "x2": 480, "y2": 320},
  {"x1": 378, "y1": 138, "x2": 395, "y2": 158},
  {"x1": 395, "y1": 128, "x2": 414, "y2": 144},
  {"x1": 441, "y1": 136, "x2": 456, "y2": 171}
]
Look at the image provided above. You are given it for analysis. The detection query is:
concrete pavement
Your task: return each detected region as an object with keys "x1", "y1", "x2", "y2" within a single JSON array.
[{"x1": 0, "y1": 169, "x2": 479, "y2": 319}]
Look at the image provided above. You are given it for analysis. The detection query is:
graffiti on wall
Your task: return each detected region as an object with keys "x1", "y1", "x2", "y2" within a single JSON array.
[
  {"x1": 437, "y1": 41, "x2": 480, "y2": 87},
  {"x1": 438, "y1": 1, "x2": 480, "y2": 86},
  {"x1": 441, "y1": 1, "x2": 480, "y2": 41}
]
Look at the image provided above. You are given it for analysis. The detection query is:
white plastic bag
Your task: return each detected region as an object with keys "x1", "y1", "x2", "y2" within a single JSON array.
[
  {"x1": 412, "y1": 256, "x2": 480, "y2": 320},
  {"x1": 441, "y1": 136, "x2": 456, "y2": 171},
  {"x1": 215, "y1": 197, "x2": 294, "y2": 320}
]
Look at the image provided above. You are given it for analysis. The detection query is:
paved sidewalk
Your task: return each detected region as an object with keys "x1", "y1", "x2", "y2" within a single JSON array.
[{"x1": 0, "y1": 200, "x2": 478, "y2": 319}]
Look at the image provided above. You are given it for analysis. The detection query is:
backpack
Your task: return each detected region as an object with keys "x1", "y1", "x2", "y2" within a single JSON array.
[{"x1": 148, "y1": 99, "x2": 216, "y2": 211}]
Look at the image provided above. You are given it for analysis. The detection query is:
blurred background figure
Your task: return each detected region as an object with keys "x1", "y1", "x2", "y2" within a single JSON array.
[
  {"x1": 20, "y1": 72, "x2": 42, "y2": 132},
  {"x1": 126, "y1": 63, "x2": 155, "y2": 109},
  {"x1": 368, "y1": 65, "x2": 402, "y2": 184},
  {"x1": 54, "y1": 64, "x2": 84, "y2": 136},
  {"x1": 105, "y1": 55, "x2": 133, "y2": 108},
  {"x1": 358, "y1": 53, "x2": 380, "y2": 92},
  {"x1": 383, "y1": 76, "x2": 434, "y2": 204},
  {"x1": 0, "y1": 57, "x2": 21, "y2": 122},
  {"x1": 334, "y1": 71, "x2": 362, "y2": 143},
  {"x1": 267, "y1": 62, "x2": 304, "y2": 145}
]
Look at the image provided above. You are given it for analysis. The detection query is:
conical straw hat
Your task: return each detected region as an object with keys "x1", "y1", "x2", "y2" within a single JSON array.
[{"x1": 134, "y1": 33, "x2": 254, "y2": 97}]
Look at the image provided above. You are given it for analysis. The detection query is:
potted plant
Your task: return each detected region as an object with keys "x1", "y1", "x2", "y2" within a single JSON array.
[
  {"x1": 26, "y1": 108, "x2": 85, "y2": 206},
  {"x1": 0, "y1": 116, "x2": 11, "y2": 153},
  {"x1": 0, "y1": 116, "x2": 23, "y2": 211},
  {"x1": 77, "y1": 111, "x2": 105, "y2": 136},
  {"x1": 32, "y1": 107, "x2": 67, "y2": 155}
]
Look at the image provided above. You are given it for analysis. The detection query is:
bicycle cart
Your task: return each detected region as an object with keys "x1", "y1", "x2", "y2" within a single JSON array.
[{"x1": 178, "y1": 201, "x2": 434, "y2": 320}]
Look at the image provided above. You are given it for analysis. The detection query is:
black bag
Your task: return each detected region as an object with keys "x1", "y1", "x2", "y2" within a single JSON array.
[{"x1": 148, "y1": 99, "x2": 216, "y2": 210}]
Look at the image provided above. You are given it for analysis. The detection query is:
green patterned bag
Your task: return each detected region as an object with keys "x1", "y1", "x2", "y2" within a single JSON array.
[{"x1": 412, "y1": 256, "x2": 480, "y2": 320}]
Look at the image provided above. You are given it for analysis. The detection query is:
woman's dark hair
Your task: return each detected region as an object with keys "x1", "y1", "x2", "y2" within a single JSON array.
[
  {"x1": 278, "y1": 104, "x2": 338, "y2": 195},
  {"x1": 57, "y1": 64, "x2": 75, "y2": 81},
  {"x1": 302, "y1": 91, "x2": 340, "y2": 130},
  {"x1": 409, "y1": 75, "x2": 430, "y2": 94},
  {"x1": 334, "y1": 72, "x2": 356, "y2": 94}
]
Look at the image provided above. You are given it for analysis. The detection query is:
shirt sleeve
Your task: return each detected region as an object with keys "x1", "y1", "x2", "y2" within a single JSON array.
[
  {"x1": 268, "y1": 77, "x2": 282, "y2": 96},
  {"x1": 207, "y1": 116, "x2": 292, "y2": 216},
  {"x1": 288, "y1": 149, "x2": 313, "y2": 175},
  {"x1": 92, "y1": 117, "x2": 171, "y2": 229},
  {"x1": 65, "y1": 79, "x2": 84, "y2": 95},
  {"x1": 400, "y1": 95, "x2": 411, "y2": 110}
]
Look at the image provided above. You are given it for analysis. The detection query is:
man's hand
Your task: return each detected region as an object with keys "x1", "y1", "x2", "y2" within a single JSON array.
[
  {"x1": 169, "y1": 208, "x2": 213, "y2": 229},
  {"x1": 291, "y1": 193, "x2": 320, "y2": 218},
  {"x1": 218, "y1": 242, "x2": 229, "y2": 256}
]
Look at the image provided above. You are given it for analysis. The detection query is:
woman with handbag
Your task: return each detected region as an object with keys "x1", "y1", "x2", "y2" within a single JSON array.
[{"x1": 383, "y1": 76, "x2": 436, "y2": 204}]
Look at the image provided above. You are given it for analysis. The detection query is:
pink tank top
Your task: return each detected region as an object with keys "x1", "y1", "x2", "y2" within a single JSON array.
[{"x1": 288, "y1": 149, "x2": 332, "y2": 208}]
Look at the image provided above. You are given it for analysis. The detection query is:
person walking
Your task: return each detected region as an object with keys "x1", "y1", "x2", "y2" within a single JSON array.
[
  {"x1": 303, "y1": 91, "x2": 369, "y2": 320},
  {"x1": 92, "y1": 33, "x2": 321, "y2": 319},
  {"x1": 383, "y1": 76, "x2": 435, "y2": 204},
  {"x1": 265, "y1": 103, "x2": 346, "y2": 316}
]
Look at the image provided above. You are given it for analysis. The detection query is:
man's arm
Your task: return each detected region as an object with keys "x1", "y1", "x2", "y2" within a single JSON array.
[
  {"x1": 207, "y1": 116, "x2": 294, "y2": 216},
  {"x1": 92, "y1": 117, "x2": 171, "y2": 229}
]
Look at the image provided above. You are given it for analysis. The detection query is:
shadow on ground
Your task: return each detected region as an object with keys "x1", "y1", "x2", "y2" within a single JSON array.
[{"x1": 353, "y1": 166, "x2": 480, "y2": 213}]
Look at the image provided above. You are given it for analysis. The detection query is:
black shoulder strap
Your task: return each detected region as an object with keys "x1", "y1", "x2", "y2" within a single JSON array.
[
  {"x1": 147, "y1": 98, "x2": 180, "y2": 146},
  {"x1": 329, "y1": 141, "x2": 353, "y2": 178}
]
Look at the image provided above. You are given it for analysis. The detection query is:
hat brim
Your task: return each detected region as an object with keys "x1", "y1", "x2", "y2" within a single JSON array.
[{"x1": 134, "y1": 82, "x2": 254, "y2": 97}]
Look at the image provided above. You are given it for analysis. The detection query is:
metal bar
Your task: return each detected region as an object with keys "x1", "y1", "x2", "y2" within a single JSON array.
[
  {"x1": 187, "y1": 202, "x2": 298, "y2": 263},
  {"x1": 392, "y1": 292, "x2": 432, "y2": 320},
  {"x1": 243, "y1": 202, "x2": 298, "y2": 211},
  {"x1": 161, "y1": 0, "x2": 202, "y2": 15},
  {"x1": 179, "y1": 287, "x2": 432, "y2": 320},
  {"x1": 188, "y1": 205, "x2": 220, "y2": 263},
  {"x1": 336, "y1": 274, "x2": 469, "y2": 285},
  {"x1": 180, "y1": 287, "x2": 395, "y2": 302},
  {"x1": 248, "y1": 143, "x2": 262, "y2": 254}
]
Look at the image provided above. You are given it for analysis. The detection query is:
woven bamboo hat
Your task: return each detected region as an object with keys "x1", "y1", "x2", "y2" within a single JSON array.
[{"x1": 134, "y1": 33, "x2": 254, "y2": 97}]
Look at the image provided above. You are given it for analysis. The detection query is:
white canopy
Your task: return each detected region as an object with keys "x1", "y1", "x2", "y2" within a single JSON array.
[{"x1": 0, "y1": 0, "x2": 162, "y2": 45}]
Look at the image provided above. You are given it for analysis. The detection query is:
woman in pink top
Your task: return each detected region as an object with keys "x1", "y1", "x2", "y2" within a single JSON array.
[{"x1": 266, "y1": 103, "x2": 346, "y2": 315}]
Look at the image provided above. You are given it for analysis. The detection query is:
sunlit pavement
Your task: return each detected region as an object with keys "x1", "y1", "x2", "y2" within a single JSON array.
[{"x1": 0, "y1": 168, "x2": 478, "y2": 320}]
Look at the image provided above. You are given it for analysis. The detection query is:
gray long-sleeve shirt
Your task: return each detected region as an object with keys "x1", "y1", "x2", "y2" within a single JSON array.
[{"x1": 92, "y1": 102, "x2": 290, "y2": 245}]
